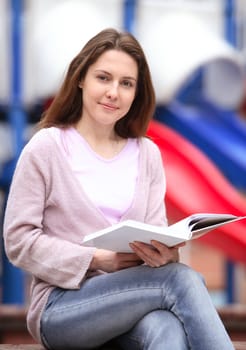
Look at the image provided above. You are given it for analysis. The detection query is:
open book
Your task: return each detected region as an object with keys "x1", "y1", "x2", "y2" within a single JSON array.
[{"x1": 83, "y1": 213, "x2": 246, "y2": 252}]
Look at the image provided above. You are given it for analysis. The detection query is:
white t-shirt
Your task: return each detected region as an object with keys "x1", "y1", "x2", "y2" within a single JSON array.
[{"x1": 49, "y1": 127, "x2": 139, "y2": 224}]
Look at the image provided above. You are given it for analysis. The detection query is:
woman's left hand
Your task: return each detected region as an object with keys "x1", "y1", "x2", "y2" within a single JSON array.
[{"x1": 129, "y1": 240, "x2": 185, "y2": 267}]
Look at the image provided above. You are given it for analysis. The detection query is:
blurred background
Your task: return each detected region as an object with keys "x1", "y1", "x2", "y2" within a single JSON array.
[{"x1": 0, "y1": 0, "x2": 246, "y2": 345}]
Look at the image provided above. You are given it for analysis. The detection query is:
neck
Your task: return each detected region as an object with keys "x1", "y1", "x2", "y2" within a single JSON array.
[
  {"x1": 75, "y1": 118, "x2": 118, "y2": 142},
  {"x1": 74, "y1": 120, "x2": 125, "y2": 159}
]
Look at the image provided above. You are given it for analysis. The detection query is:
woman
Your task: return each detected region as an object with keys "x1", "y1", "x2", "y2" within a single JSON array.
[{"x1": 4, "y1": 28, "x2": 234, "y2": 350}]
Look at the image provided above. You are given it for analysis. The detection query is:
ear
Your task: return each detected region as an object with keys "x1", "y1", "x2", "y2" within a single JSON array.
[{"x1": 78, "y1": 81, "x2": 83, "y2": 88}]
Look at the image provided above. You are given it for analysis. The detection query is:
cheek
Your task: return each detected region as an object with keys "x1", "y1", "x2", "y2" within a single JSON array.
[
  {"x1": 83, "y1": 87, "x2": 98, "y2": 104},
  {"x1": 125, "y1": 94, "x2": 135, "y2": 112},
  {"x1": 124, "y1": 90, "x2": 136, "y2": 106}
]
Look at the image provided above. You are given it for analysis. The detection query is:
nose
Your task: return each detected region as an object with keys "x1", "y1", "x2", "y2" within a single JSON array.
[{"x1": 106, "y1": 82, "x2": 118, "y2": 100}]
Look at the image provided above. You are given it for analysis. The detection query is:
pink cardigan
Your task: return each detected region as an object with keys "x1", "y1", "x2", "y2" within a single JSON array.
[{"x1": 3, "y1": 128, "x2": 167, "y2": 343}]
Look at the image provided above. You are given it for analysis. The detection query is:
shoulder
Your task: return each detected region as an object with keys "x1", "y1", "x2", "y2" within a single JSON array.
[
  {"x1": 138, "y1": 136, "x2": 165, "y2": 176},
  {"x1": 139, "y1": 136, "x2": 162, "y2": 159},
  {"x1": 24, "y1": 128, "x2": 56, "y2": 153},
  {"x1": 16, "y1": 128, "x2": 59, "y2": 169}
]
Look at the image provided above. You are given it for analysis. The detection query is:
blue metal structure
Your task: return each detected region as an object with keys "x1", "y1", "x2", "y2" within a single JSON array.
[
  {"x1": 123, "y1": 0, "x2": 137, "y2": 33},
  {"x1": 8, "y1": 0, "x2": 27, "y2": 158},
  {"x1": 1, "y1": 0, "x2": 27, "y2": 304},
  {"x1": 224, "y1": 0, "x2": 237, "y2": 305},
  {"x1": 225, "y1": 0, "x2": 237, "y2": 46}
]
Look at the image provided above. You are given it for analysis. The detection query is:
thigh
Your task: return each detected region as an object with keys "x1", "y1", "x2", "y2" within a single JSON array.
[
  {"x1": 41, "y1": 263, "x2": 199, "y2": 349},
  {"x1": 116, "y1": 310, "x2": 189, "y2": 350}
]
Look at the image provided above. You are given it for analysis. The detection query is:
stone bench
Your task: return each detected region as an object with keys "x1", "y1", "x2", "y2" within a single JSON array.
[
  {"x1": 1, "y1": 342, "x2": 246, "y2": 350},
  {"x1": 0, "y1": 345, "x2": 119, "y2": 350},
  {"x1": 217, "y1": 304, "x2": 246, "y2": 341},
  {"x1": 0, "y1": 346, "x2": 44, "y2": 350},
  {"x1": 0, "y1": 305, "x2": 119, "y2": 348},
  {"x1": 0, "y1": 306, "x2": 33, "y2": 345},
  {"x1": 1, "y1": 304, "x2": 246, "y2": 348}
]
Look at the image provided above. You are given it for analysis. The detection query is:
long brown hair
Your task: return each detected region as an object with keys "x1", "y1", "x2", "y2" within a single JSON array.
[{"x1": 38, "y1": 28, "x2": 156, "y2": 138}]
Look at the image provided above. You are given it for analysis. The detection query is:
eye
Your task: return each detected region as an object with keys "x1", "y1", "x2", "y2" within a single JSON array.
[
  {"x1": 121, "y1": 80, "x2": 134, "y2": 88},
  {"x1": 97, "y1": 74, "x2": 109, "y2": 81}
]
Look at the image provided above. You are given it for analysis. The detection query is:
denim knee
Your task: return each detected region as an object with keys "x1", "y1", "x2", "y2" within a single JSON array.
[
  {"x1": 160, "y1": 263, "x2": 207, "y2": 302},
  {"x1": 167, "y1": 262, "x2": 205, "y2": 285},
  {"x1": 117, "y1": 310, "x2": 189, "y2": 350}
]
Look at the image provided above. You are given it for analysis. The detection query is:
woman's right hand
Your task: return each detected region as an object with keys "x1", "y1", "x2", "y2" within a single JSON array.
[{"x1": 89, "y1": 249, "x2": 143, "y2": 273}]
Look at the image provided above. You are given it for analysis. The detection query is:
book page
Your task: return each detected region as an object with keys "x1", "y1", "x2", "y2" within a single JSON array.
[
  {"x1": 83, "y1": 214, "x2": 246, "y2": 252},
  {"x1": 83, "y1": 221, "x2": 190, "y2": 252},
  {"x1": 188, "y1": 214, "x2": 245, "y2": 239}
]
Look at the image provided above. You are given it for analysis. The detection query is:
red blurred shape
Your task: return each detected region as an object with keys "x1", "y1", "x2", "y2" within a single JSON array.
[{"x1": 147, "y1": 120, "x2": 246, "y2": 264}]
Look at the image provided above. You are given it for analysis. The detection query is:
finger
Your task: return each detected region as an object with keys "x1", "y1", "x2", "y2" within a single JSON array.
[
  {"x1": 150, "y1": 240, "x2": 170, "y2": 252},
  {"x1": 117, "y1": 252, "x2": 143, "y2": 262},
  {"x1": 173, "y1": 242, "x2": 186, "y2": 249},
  {"x1": 131, "y1": 241, "x2": 159, "y2": 256},
  {"x1": 150, "y1": 241, "x2": 180, "y2": 264},
  {"x1": 151, "y1": 240, "x2": 184, "y2": 252},
  {"x1": 130, "y1": 242, "x2": 164, "y2": 268},
  {"x1": 131, "y1": 241, "x2": 157, "y2": 250},
  {"x1": 119, "y1": 259, "x2": 144, "y2": 269},
  {"x1": 132, "y1": 241, "x2": 178, "y2": 266},
  {"x1": 170, "y1": 247, "x2": 180, "y2": 262},
  {"x1": 129, "y1": 242, "x2": 155, "y2": 266}
]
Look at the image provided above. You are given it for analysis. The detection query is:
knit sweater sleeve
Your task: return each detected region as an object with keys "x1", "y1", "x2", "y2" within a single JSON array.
[
  {"x1": 3, "y1": 131, "x2": 96, "y2": 290},
  {"x1": 143, "y1": 138, "x2": 168, "y2": 227}
]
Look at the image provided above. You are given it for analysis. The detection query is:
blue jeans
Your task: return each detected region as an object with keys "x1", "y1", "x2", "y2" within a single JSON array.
[{"x1": 40, "y1": 263, "x2": 234, "y2": 350}]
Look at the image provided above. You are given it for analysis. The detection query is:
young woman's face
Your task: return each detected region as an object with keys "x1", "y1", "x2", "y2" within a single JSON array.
[{"x1": 80, "y1": 49, "x2": 138, "y2": 129}]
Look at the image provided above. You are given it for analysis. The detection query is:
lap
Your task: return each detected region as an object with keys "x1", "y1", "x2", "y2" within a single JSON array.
[
  {"x1": 41, "y1": 263, "x2": 199, "y2": 349},
  {"x1": 47, "y1": 263, "x2": 197, "y2": 309}
]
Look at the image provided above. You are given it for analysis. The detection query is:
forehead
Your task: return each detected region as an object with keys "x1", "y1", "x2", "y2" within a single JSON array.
[{"x1": 90, "y1": 49, "x2": 138, "y2": 77}]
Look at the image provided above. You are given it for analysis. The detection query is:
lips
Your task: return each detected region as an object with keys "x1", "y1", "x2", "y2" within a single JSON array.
[{"x1": 100, "y1": 102, "x2": 119, "y2": 111}]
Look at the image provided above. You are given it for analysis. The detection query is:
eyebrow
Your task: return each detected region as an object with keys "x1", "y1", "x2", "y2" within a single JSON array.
[{"x1": 94, "y1": 69, "x2": 137, "y2": 81}]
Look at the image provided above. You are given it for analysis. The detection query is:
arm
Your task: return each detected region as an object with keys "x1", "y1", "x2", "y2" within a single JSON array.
[
  {"x1": 133, "y1": 139, "x2": 184, "y2": 265},
  {"x1": 144, "y1": 139, "x2": 168, "y2": 226},
  {"x1": 89, "y1": 249, "x2": 143, "y2": 272},
  {"x1": 3, "y1": 142, "x2": 95, "y2": 290}
]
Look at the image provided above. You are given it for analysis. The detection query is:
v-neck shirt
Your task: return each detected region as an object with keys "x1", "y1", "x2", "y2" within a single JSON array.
[{"x1": 48, "y1": 127, "x2": 139, "y2": 224}]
